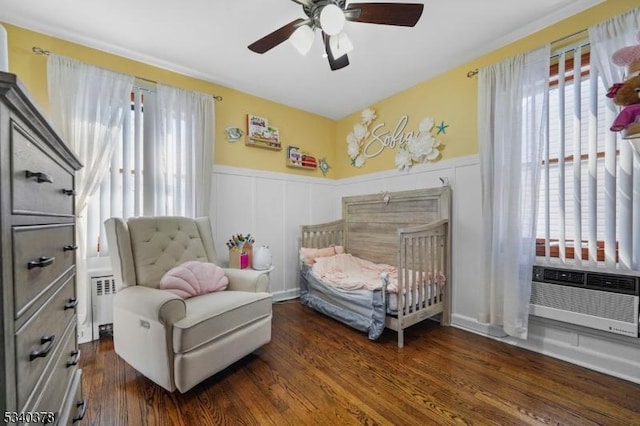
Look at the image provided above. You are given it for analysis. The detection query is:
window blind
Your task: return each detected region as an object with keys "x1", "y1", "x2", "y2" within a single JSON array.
[
  {"x1": 537, "y1": 44, "x2": 639, "y2": 270},
  {"x1": 86, "y1": 87, "x2": 146, "y2": 257}
]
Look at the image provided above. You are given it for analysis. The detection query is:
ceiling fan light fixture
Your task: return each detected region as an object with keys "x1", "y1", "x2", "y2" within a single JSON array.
[
  {"x1": 289, "y1": 24, "x2": 315, "y2": 56},
  {"x1": 319, "y1": 4, "x2": 346, "y2": 36},
  {"x1": 247, "y1": 1, "x2": 424, "y2": 71},
  {"x1": 329, "y1": 32, "x2": 353, "y2": 60}
]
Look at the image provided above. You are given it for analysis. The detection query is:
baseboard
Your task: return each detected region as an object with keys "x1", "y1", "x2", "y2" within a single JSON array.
[
  {"x1": 451, "y1": 313, "x2": 640, "y2": 384},
  {"x1": 506, "y1": 332, "x2": 640, "y2": 385},
  {"x1": 451, "y1": 313, "x2": 507, "y2": 337},
  {"x1": 272, "y1": 288, "x2": 300, "y2": 302}
]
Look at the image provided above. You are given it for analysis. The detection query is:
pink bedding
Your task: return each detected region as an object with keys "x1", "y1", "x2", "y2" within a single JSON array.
[
  {"x1": 310, "y1": 253, "x2": 446, "y2": 292},
  {"x1": 311, "y1": 253, "x2": 395, "y2": 291}
]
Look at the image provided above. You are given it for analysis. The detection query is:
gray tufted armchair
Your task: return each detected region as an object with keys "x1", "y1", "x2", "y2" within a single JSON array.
[{"x1": 104, "y1": 216, "x2": 272, "y2": 393}]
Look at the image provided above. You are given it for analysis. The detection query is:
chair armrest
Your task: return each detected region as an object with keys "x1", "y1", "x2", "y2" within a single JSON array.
[
  {"x1": 114, "y1": 286, "x2": 186, "y2": 326},
  {"x1": 224, "y1": 268, "x2": 271, "y2": 293}
]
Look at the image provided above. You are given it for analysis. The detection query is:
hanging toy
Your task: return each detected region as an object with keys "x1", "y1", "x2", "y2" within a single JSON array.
[{"x1": 608, "y1": 31, "x2": 640, "y2": 139}]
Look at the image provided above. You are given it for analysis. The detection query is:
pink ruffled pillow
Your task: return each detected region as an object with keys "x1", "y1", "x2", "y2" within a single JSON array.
[
  {"x1": 299, "y1": 245, "x2": 345, "y2": 266},
  {"x1": 159, "y1": 261, "x2": 228, "y2": 299}
]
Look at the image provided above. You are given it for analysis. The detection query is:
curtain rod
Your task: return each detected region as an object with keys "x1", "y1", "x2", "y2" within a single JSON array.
[
  {"x1": 32, "y1": 46, "x2": 223, "y2": 101},
  {"x1": 465, "y1": 28, "x2": 589, "y2": 78}
]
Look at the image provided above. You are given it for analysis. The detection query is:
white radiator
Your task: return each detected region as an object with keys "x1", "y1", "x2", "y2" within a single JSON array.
[
  {"x1": 88, "y1": 257, "x2": 115, "y2": 341},
  {"x1": 530, "y1": 266, "x2": 639, "y2": 338}
]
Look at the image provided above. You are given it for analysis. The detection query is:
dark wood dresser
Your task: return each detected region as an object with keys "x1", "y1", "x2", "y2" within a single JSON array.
[{"x1": 0, "y1": 72, "x2": 85, "y2": 424}]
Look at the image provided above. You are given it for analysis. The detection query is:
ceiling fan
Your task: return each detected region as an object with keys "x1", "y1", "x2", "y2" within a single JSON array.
[{"x1": 248, "y1": 0, "x2": 424, "y2": 71}]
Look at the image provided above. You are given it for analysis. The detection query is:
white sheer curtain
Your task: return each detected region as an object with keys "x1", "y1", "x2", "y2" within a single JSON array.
[
  {"x1": 144, "y1": 84, "x2": 214, "y2": 217},
  {"x1": 47, "y1": 54, "x2": 133, "y2": 326},
  {"x1": 478, "y1": 46, "x2": 550, "y2": 339},
  {"x1": 589, "y1": 8, "x2": 640, "y2": 270}
]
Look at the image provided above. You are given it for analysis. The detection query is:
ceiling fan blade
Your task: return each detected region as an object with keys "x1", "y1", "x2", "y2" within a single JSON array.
[
  {"x1": 290, "y1": 0, "x2": 312, "y2": 6},
  {"x1": 248, "y1": 18, "x2": 306, "y2": 54},
  {"x1": 323, "y1": 32, "x2": 350, "y2": 71},
  {"x1": 345, "y1": 3, "x2": 424, "y2": 27}
]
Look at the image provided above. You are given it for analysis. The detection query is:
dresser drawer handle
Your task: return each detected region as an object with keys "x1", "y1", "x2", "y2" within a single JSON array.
[
  {"x1": 29, "y1": 334, "x2": 56, "y2": 361},
  {"x1": 72, "y1": 399, "x2": 87, "y2": 423},
  {"x1": 62, "y1": 188, "x2": 77, "y2": 196},
  {"x1": 27, "y1": 256, "x2": 55, "y2": 269},
  {"x1": 64, "y1": 297, "x2": 78, "y2": 310},
  {"x1": 67, "y1": 349, "x2": 81, "y2": 367},
  {"x1": 25, "y1": 170, "x2": 53, "y2": 183},
  {"x1": 64, "y1": 244, "x2": 78, "y2": 251}
]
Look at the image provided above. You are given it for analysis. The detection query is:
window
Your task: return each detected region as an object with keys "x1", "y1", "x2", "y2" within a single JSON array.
[
  {"x1": 85, "y1": 83, "x2": 213, "y2": 258},
  {"x1": 536, "y1": 43, "x2": 638, "y2": 269},
  {"x1": 86, "y1": 88, "x2": 145, "y2": 257}
]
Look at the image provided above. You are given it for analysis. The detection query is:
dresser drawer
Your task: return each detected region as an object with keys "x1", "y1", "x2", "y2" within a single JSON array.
[
  {"x1": 15, "y1": 277, "x2": 77, "y2": 410},
  {"x1": 58, "y1": 370, "x2": 85, "y2": 426},
  {"x1": 11, "y1": 121, "x2": 76, "y2": 217},
  {"x1": 13, "y1": 224, "x2": 76, "y2": 317},
  {"x1": 25, "y1": 322, "x2": 80, "y2": 425}
]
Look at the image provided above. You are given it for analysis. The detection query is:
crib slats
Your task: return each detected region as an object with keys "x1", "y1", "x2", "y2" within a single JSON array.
[
  {"x1": 392, "y1": 219, "x2": 449, "y2": 347},
  {"x1": 301, "y1": 219, "x2": 344, "y2": 248}
]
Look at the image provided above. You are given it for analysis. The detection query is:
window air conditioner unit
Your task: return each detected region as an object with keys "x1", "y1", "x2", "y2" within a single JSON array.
[
  {"x1": 88, "y1": 257, "x2": 116, "y2": 340},
  {"x1": 530, "y1": 266, "x2": 639, "y2": 338}
]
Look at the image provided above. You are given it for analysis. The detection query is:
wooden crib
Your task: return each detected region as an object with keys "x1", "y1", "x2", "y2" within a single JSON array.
[{"x1": 300, "y1": 186, "x2": 451, "y2": 347}]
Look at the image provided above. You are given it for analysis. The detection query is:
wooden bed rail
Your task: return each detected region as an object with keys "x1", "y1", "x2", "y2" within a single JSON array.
[
  {"x1": 301, "y1": 219, "x2": 345, "y2": 248},
  {"x1": 392, "y1": 218, "x2": 451, "y2": 346},
  {"x1": 398, "y1": 218, "x2": 449, "y2": 236}
]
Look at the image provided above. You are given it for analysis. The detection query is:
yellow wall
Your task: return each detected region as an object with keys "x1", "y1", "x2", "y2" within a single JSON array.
[
  {"x1": 2, "y1": 23, "x2": 337, "y2": 178},
  {"x1": 3, "y1": 0, "x2": 637, "y2": 180},
  {"x1": 335, "y1": 0, "x2": 639, "y2": 178}
]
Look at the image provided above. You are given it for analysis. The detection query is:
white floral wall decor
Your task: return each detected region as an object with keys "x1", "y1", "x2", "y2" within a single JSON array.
[
  {"x1": 394, "y1": 117, "x2": 443, "y2": 171},
  {"x1": 346, "y1": 108, "x2": 376, "y2": 168},
  {"x1": 346, "y1": 108, "x2": 445, "y2": 171}
]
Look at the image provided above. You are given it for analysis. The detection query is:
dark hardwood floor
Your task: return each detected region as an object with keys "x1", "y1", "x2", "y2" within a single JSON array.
[{"x1": 80, "y1": 301, "x2": 640, "y2": 425}]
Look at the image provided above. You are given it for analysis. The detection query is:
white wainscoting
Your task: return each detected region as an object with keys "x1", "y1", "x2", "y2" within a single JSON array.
[
  {"x1": 212, "y1": 156, "x2": 640, "y2": 384},
  {"x1": 211, "y1": 166, "x2": 338, "y2": 301},
  {"x1": 212, "y1": 156, "x2": 483, "y2": 302}
]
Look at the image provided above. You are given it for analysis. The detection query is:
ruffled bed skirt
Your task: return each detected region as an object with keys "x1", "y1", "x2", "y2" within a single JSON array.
[{"x1": 299, "y1": 264, "x2": 386, "y2": 340}]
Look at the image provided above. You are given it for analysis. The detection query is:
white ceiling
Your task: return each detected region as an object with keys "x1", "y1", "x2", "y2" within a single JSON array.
[{"x1": 0, "y1": 0, "x2": 603, "y2": 119}]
